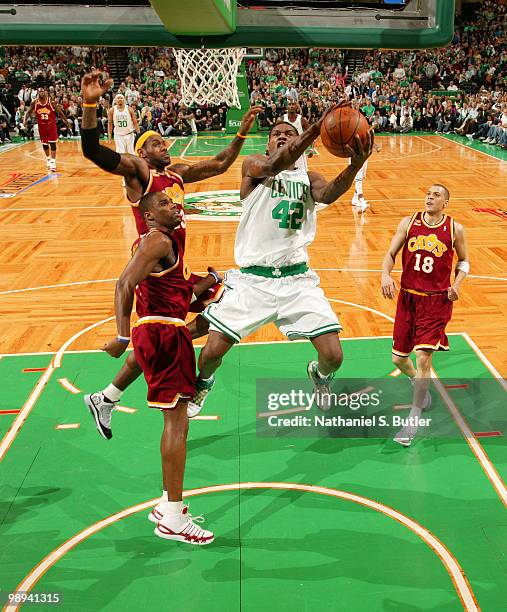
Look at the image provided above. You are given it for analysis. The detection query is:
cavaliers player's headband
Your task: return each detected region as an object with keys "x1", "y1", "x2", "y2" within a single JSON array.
[{"x1": 135, "y1": 130, "x2": 160, "y2": 155}]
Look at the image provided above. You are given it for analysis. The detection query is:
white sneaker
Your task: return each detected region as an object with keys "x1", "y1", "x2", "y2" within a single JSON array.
[
  {"x1": 49, "y1": 160, "x2": 57, "y2": 172},
  {"x1": 46, "y1": 159, "x2": 52, "y2": 171},
  {"x1": 352, "y1": 194, "x2": 361, "y2": 207},
  {"x1": 358, "y1": 196, "x2": 369, "y2": 212},
  {"x1": 393, "y1": 423, "x2": 419, "y2": 447},
  {"x1": 188, "y1": 375, "x2": 215, "y2": 418},
  {"x1": 84, "y1": 392, "x2": 115, "y2": 439},
  {"x1": 148, "y1": 502, "x2": 188, "y2": 524},
  {"x1": 307, "y1": 361, "x2": 334, "y2": 411},
  {"x1": 394, "y1": 380, "x2": 432, "y2": 446},
  {"x1": 155, "y1": 506, "x2": 214, "y2": 545}
]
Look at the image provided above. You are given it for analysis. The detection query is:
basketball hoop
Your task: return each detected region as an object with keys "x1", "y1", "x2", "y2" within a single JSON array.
[{"x1": 173, "y1": 48, "x2": 244, "y2": 108}]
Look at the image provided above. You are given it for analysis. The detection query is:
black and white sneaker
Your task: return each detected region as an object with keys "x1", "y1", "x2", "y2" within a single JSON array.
[
  {"x1": 307, "y1": 361, "x2": 334, "y2": 411},
  {"x1": 84, "y1": 392, "x2": 115, "y2": 440}
]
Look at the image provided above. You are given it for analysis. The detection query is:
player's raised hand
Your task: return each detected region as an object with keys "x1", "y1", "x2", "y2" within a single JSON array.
[
  {"x1": 315, "y1": 99, "x2": 352, "y2": 132},
  {"x1": 238, "y1": 106, "x2": 263, "y2": 136},
  {"x1": 346, "y1": 129, "x2": 375, "y2": 169},
  {"x1": 381, "y1": 273, "x2": 397, "y2": 299},
  {"x1": 447, "y1": 285, "x2": 459, "y2": 301},
  {"x1": 81, "y1": 71, "x2": 114, "y2": 105},
  {"x1": 102, "y1": 337, "x2": 128, "y2": 358}
]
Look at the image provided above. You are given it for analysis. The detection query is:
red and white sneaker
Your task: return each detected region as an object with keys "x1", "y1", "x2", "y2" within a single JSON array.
[
  {"x1": 148, "y1": 504, "x2": 164, "y2": 524},
  {"x1": 155, "y1": 506, "x2": 214, "y2": 545},
  {"x1": 148, "y1": 502, "x2": 188, "y2": 524}
]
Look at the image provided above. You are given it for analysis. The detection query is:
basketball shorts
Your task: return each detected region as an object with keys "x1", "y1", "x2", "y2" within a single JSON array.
[
  {"x1": 203, "y1": 268, "x2": 342, "y2": 343},
  {"x1": 392, "y1": 289, "x2": 453, "y2": 356},
  {"x1": 38, "y1": 122, "x2": 58, "y2": 145},
  {"x1": 132, "y1": 317, "x2": 196, "y2": 410},
  {"x1": 114, "y1": 133, "x2": 136, "y2": 155},
  {"x1": 188, "y1": 272, "x2": 225, "y2": 314}
]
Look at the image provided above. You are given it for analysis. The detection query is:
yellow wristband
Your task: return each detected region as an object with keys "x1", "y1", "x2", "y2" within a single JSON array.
[
  {"x1": 83, "y1": 102, "x2": 97, "y2": 108},
  {"x1": 236, "y1": 132, "x2": 247, "y2": 139}
]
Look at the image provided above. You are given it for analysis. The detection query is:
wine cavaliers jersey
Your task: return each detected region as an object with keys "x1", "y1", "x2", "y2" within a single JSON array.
[
  {"x1": 34, "y1": 98, "x2": 57, "y2": 128},
  {"x1": 130, "y1": 167, "x2": 185, "y2": 237},
  {"x1": 400, "y1": 211, "x2": 455, "y2": 294},
  {"x1": 133, "y1": 227, "x2": 193, "y2": 321}
]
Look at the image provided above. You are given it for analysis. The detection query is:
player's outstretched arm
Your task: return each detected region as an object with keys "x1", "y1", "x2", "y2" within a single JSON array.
[
  {"x1": 103, "y1": 232, "x2": 176, "y2": 358},
  {"x1": 172, "y1": 106, "x2": 262, "y2": 183},
  {"x1": 381, "y1": 216, "x2": 412, "y2": 299},
  {"x1": 448, "y1": 223, "x2": 469, "y2": 302},
  {"x1": 80, "y1": 72, "x2": 147, "y2": 181},
  {"x1": 192, "y1": 267, "x2": 223, "y2": 298},
  {"x1": 308, "y1": 131, "x2": 374, "y2": 204}
]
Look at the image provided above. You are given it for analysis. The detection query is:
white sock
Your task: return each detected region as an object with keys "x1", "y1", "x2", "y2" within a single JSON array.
[
  {"x1": 102, "y1": 383, "x2": 122, "y2": 403},
  {"x1": 200, "y1": 374, "x2": 214, "y2": 383},
  {"x1": 161, "y1": 490, "x2": 168, "y2": 502},
  {"x1": 355, "y1": 179, "x2": 363, "y2": 194},
  {"x1": 161, "y1": 500, "x2": 184, "y2": 515}
]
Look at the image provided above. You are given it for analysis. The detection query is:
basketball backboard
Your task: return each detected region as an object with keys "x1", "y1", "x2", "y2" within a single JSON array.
[{"x1": 0, "y1": 0, "x2": 454, "y2": 49}]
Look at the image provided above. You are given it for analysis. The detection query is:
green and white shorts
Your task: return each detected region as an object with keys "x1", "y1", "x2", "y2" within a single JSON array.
[{"x1": 202, "y1": 268, "x2": 342, "y2": 343}]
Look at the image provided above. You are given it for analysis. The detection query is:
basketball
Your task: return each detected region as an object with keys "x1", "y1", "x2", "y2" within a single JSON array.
[{"x1": 320, "y1": 106, "x2": 370, "y2": 158}]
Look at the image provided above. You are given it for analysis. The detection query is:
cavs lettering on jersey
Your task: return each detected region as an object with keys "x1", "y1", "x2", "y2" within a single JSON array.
[
  {"x1": 133, "y1": 228, "x2": 192, "y2": 321},
  {"x1": 130, "y1": 167, "x2": 185, "y2": 236},
  {"x1": 235, "y1": 166, "x2": 315, "y2": 267},
  {"x1": 34, "y1": 99, "x2": 57, "y2": 127},
  {"x1": 401, "y1": 211, "x2": 455, "y2": 294}
]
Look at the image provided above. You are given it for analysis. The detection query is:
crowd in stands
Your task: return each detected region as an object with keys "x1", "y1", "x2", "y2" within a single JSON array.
[{"x1": 0, "y1": 0, "x2": 505, "y2": 148}]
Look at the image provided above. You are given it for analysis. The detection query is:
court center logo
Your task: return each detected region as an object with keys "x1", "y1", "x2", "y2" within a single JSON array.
[
  {"x1": 184, "y1": 189, "x2": 327, "y2": 220},
  {"x1": 184, "y1": 190, "x2": 242, "y2": 220}
]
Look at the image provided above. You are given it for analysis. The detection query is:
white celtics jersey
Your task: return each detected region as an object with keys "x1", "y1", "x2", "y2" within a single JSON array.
[
  {"x1": 283, "y1": 113, "x2": 303, "y2": 134},
  {"x1": 283, "y1": 112, "x2": 307, "y2": 170},
  {"x1": 235, "y1": 166, "x2": 316, "y2": 267},
  {"x1": 113, "y1": 106, "x2": 134, "y2": 136}
]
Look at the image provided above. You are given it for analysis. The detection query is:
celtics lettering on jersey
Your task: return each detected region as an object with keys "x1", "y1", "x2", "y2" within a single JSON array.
[
  {"x1": 270, "y1": 177, "x2": 310, "y2": 230},
  {"x1": 235, "y1": 167, "x2": 316, "y2": 268}
]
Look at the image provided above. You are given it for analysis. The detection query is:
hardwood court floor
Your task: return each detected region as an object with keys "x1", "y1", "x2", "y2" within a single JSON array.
[
  {"x1": 0, "y1": 133, "x2": 505, "y2": 373},
  {"x1": 0, "y1": 133, "x2": 506, "y2": 611}
]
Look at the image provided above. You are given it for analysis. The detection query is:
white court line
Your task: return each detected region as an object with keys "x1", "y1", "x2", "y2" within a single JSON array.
[
  {"x1": 55, "y1": 423, "x2": 80, "y2": 430},
  {"x1": 0, "y1": 363, "x2": 55, "y2": 462},
  {"x1": 53, "y1": 317, "x2": 115, "y2": 368},
  {"x1": 0, "y1": 316, "x2": 114, "y2": 462},
  {"x1": 431, "y1": 372, "x2": 507, "y2": 508},
  {"x1": 57, "y1": 378, "x2": 80, "y2": 394},
  {"x1": 0, "y1": 336, "x2": 394, "y2": 358},
  {"x1": 435, "y1": 133, "x2": 507, "y2": 163},
  {"x1": 0, "y1": 205, "x2": 130, "y2": 213},
  {"x1": 0, "y1": 278, "x2": 118, "y2": 296},
  {"x1": 328, "y1": 298, "x2": 395, "y2": 323},
  {"x1": 179, "y1": 135, "x2": 198, "y2": 162},
  {"x1": 6, "y1": 483, "x2": 478, "y2": 612},
  {"x1": 115, "y1": 406, "x2": 137, "y2": 414},
  {"x1": 3, "y1": 195, "x2": 507, "y2": 214},
  {"x1": 460, "y1": 332, "x2": 507, "y2": 392},
  {"x1": 2, "y1": 268, "x2": 504, "y2": 298}
]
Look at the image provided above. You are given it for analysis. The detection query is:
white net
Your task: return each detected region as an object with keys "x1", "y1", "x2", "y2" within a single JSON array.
[{"x1": 173, "y1": 47, "x2": 245, "y2": 109}]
